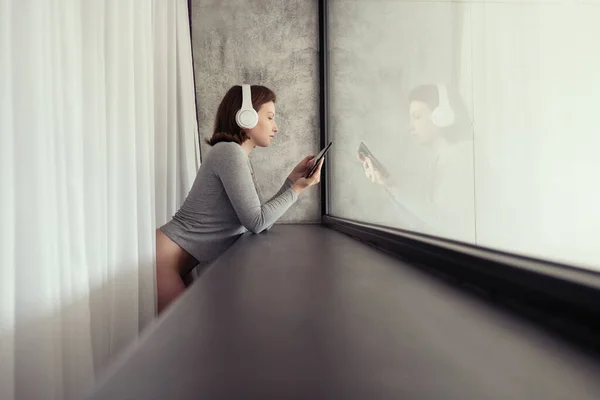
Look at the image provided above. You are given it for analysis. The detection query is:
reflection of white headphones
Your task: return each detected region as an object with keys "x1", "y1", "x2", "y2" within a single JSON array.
[
  {"x1": 431, "y1": 84, "x2": 455, "y2": 128},
  {"x1": 235, "y1": 84, "x2": 258, "y2": 129}
]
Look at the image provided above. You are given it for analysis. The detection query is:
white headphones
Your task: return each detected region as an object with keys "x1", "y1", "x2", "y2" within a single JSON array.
[
  {"x1": 235, "y1": 84, "x2": 259, "y2": 129},
  {"x1": 431, "y1": 84, "x2": 456, "y2": 128}
]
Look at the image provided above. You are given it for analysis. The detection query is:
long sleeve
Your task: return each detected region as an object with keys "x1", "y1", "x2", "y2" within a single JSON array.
[
  {"x1": 264, "y1": 178, "x2": 295, "y2": 231},
  {"x1": 269, "y1": 178, "x2": 294, "y2": 202},
  {"x1": 215, "y1": 144, "x2": 298, "y2": 234},
  {"x1": 383, "y1": 154, "x2": 476, "y2": 243}
]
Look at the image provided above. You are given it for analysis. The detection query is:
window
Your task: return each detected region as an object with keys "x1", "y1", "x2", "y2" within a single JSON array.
[{"x1": 325, "y1": 0, "x2": 600, "y2": 271}]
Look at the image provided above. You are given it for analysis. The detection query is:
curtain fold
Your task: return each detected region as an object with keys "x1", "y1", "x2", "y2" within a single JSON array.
[
  {"x1": 154, "y1": 0, "x2": 200, "y2": 228},
  {"x1": 0, "y1": 1, "x2": 199, "y2": 399},
  {"x1": 0, "y1": 2, "x2": 16, "y2": 399}
]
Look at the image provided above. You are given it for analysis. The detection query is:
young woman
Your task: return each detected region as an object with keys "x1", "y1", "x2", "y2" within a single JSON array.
[
  {"x1": 156, "y1": 85, "x2": 323, "y2": 313},
  {"x1": 360, "y1": 84, "x2": 475, "y2": 243}
]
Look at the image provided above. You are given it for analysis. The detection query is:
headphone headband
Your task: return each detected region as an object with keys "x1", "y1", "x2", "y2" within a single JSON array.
[
  {"x1": 437, "y1": 84, "x2": 450, "y2": 108},
  {"x1": 241, "y1": 84, "x2": 253, "y2": 110}
]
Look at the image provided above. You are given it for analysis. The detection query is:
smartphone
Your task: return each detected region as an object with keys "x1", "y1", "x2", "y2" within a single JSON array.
[
  {"x1": 306, "y1": 141, "x2": 332, "y2": 178},
  {"x1": 357, "y1": 141, "x2": 389, "y2": 178}
]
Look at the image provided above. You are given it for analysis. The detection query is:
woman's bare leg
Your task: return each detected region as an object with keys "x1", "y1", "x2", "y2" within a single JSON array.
[{"x1": 156, "y1": 229, "x2": 197, "y2": 314}]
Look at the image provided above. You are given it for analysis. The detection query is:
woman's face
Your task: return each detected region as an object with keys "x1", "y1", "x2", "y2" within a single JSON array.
[
  {"x1": 246, "y1": 101, "x2": 279, "y2": 148},
  {"x1": 409, "y1": 100, "x2": 439, "y2": 146}
]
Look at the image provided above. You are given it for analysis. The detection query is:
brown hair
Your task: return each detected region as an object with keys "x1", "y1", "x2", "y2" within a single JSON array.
[{"x1": 206, "y1": 85, "x2": 277, "y2": 146}]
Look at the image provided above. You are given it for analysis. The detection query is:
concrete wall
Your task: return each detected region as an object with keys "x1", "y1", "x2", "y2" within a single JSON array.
[{"x1": 190, "y1": 0, "x2": 320, "y2": 223}]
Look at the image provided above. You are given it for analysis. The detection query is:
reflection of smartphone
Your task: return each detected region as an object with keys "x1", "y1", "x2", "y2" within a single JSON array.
[
  {"x1": 357, "y1": 141, "x2": 389, "y2": 178},
  {"x1": 306, "y1": 141, "x2": 332, "y2": 178}
]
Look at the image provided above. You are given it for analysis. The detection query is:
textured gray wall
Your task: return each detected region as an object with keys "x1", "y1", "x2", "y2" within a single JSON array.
[{"x1": 190, "y1": 0, "x2": 320, "y2": 223}]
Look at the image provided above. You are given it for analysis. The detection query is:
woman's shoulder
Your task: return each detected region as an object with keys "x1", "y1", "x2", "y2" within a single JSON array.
[
  {"x1": 204, "y1": 142, "x2": 247, "y2": 167},
  {"x1": 207, "y1": 141, "x2": 241, "y2": 156}
]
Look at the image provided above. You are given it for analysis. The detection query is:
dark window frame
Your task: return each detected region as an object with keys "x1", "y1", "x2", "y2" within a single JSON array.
[{"x1": 188, "y1": 0, "x2": 202, "y2": 162}]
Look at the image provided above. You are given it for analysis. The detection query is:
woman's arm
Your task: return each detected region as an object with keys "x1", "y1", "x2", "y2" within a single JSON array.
[
  {"x1": 216, "y1": 144, "x2": 298, "y2": 234},
  {"x1": 268, "y1": 178, "x2": 295, "y2": 202},
  {"x1": 383, "y1": 168, "x2": 475, "y2": 243},
  {"x1": 264, "y1": 178, "x2": 295, "y2": 231}
]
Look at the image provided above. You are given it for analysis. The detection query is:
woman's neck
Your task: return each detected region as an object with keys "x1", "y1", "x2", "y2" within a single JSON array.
[
  {"x1": 432, "y1": 137, "x2": 451, "y2": 160},
  {"x1": 240, "y1": 140, "x2": 255, "y2": 156}
]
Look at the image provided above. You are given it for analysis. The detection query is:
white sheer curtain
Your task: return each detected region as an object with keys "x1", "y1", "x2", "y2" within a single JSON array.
[{"x1": 0, "y1": 1, "x2": 199, "y2": 399}]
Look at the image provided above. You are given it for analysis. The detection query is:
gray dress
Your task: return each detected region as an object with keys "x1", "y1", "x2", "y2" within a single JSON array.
[{"x1": 160, "y1": 142, "x2": 298, "y2": 263}]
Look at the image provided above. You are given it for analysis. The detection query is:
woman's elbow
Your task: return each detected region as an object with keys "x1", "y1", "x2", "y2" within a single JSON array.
[
  {"x1": 240, "y1": 212, "x2": 268, "y2": 234},
  {"x1": 247, "y1": 226, "x2": 263, "y2": 234},
  {"x1": 243, "y1": 219, "x2": 266, "y2": 234}
]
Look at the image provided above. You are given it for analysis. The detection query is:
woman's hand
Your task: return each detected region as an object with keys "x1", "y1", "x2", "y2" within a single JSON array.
[
  {"x1": 358, "y1": 154, "x2": 388, "y2": 186},
  {"x1": 292, "y1": 158, "x2": 324, "y2": 194},
  {"x1": 288, "y1": 154, "x2": 316, "y2": 183}
]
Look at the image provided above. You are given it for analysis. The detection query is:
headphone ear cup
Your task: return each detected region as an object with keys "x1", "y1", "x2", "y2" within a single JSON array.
[
  {"x1": 432, "y1": 84, "x2": 456, "y2": 128},
  {"x1": 236, "y1": 84, "x2": 259, "y2": 129},
  {"x1": 235, "y1": 108, "x2": 258, "y2": 129},
  {"x1": 431, "y1": 106, "x2": 455, "y2": 128}
]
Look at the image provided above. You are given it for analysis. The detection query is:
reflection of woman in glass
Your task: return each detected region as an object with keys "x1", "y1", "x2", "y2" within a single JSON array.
[{"x1": 360, "y1": 84, "x2": 475, "y2": 242}]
